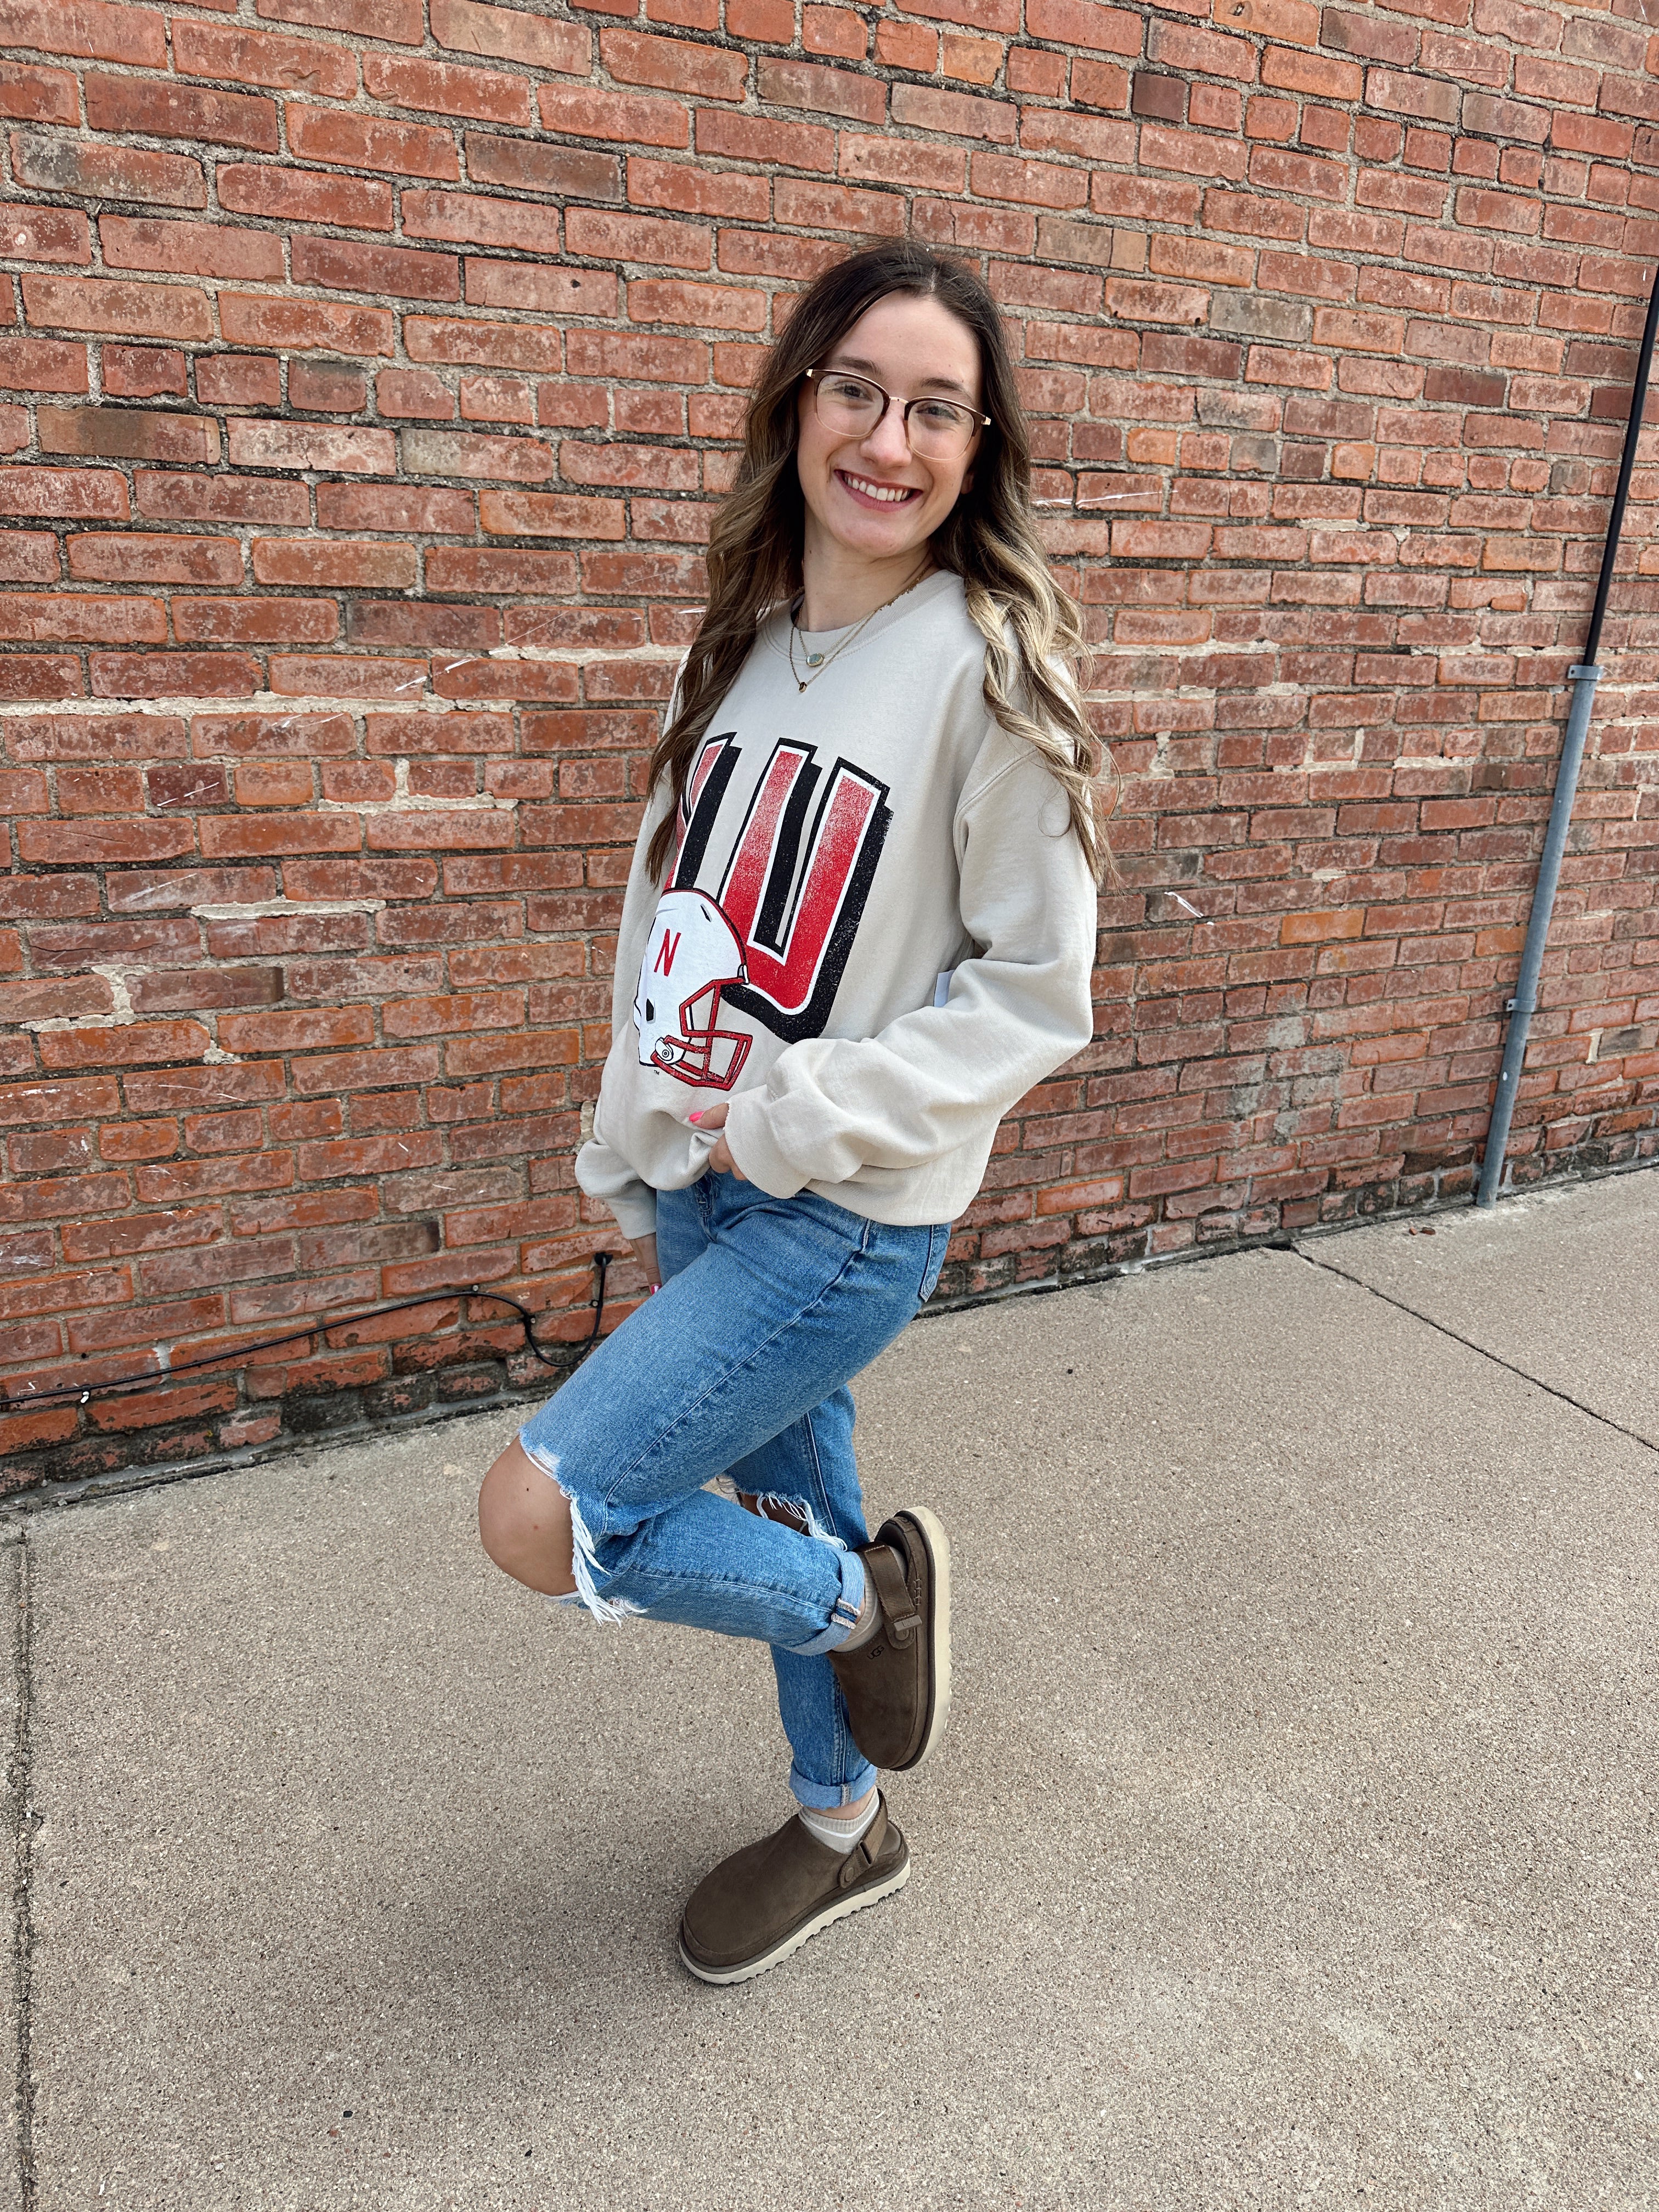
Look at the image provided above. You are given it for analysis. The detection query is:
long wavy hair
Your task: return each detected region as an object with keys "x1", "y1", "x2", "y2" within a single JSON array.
[{"x1": 643, "y1": 241, "x2": 1107, "y2": 884}]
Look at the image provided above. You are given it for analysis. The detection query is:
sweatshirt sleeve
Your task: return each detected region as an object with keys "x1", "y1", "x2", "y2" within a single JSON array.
[
  {"x1": 721, "y1": 730, "x2": 1098, "y2": 1200},
  {"x1": 574, "y1": 1121, "x2": 659, "y2": 1242}
]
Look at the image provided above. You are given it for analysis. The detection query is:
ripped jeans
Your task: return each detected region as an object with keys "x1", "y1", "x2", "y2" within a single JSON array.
[{"x1": 517, "y1": 1172, "x2": 950, "y2": 1810}]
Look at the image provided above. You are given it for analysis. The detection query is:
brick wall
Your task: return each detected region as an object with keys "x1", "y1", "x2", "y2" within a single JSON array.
[{"x1": 2, "y1": 0, "x2": 1658, "y2": 1489}]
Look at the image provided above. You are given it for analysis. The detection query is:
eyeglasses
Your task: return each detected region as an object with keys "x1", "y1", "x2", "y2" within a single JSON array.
[{"x1": 804, "y1": 366, "x2": 989, "y2": 460}]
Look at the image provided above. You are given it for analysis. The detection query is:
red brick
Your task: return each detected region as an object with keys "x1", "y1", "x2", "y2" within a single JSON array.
[
  {"x1": 0, "y1": 653, "x2": 83, "y2": 697},
  {"x1": 90, "y1": 651, "x2": 261, "y2": 697},
  {"x1": 253, "y1": 539, "x2": 417, "y2": 588},
  {"x1": 0, "y1": 0, "x2": 166, "y2": 66},
  {"x1": 400, "y1": 189, "x2": 562, "y2": 258},
  {"x1": 425, "y1": 547, "x2": 581, "y2": 591},
  {"x1": 538, "y1": 82, "x2": 690, "y2": 146},
  {"x1": 216, "y1": 164, "x2": 393, "y2": 230},
  {"x1": 431, "y1": 0, "x2": 587, "y2": 71},
  {"x1": 606, "y1": 27, "x2": 749, "y2": 101},
  {"x1": 258, "y1": 0, "x2": 421, "y2": 39},
  {"x1": 266, "y1": 654, "x2": 431, "y2": 698},
  {"x1": 285, "y1": 103, "x2": 461, "y2": 180},
  {"x1": 0, "y1": 336, "x2": 88, "y2": 392},
  {"x1": 98, "y1": 215, "x2": 281, "y2": 281},
  {"x1": 0, "y1": 464, "x2": 129, "y2": 518},
  {"x1": 0, "y1": 60, "x2": 79, "y2": 125},
  {"x1": 84, "y1": 73, "x2": 279, "y2": 150},
  {"x1": 37, "y1": 404, "x2": 218, "y2": 463},
  {"x1": 566, "y1": 206, "x2": 711, "y2": 266},
  {"x1": 318, "y1": 481, "x2": 475, "y2": 532},
  {"x1": 377, "y1": 367, "x2": 456, "y2": 419},
  {"x1": 400, "y1": 427, "x2": 553, "y2": 479},
  {"x1": 0, "y1": 202, "x2": 90, "y2": 261},
  {"x1": 696, "y1": 109, "x2": 835, "y2": 171},
  {"x1": 227, "y1": 419, "x2": 395, "y2": 473},
  {"x1": 9, "y1": 134, "x2": 206, "y2": 206},
  {"x1": 289, "y1": 359, "x2": 367, "y2": 412},
  {"x1": 970, "y1": 154, "x2": 1090, "y2": 209},
  {"x1": 102, "y1": 342, "x2": 185, "y2": 396},
  {"x1": 478, "y1": 488, "x2": 627, "y2": 537},
  {"x1": 0, "y1": 591, "x2": 159, "y2": 644},
  {"x1": 1025, "y1": 0, "x2": 1141, "y2": 57},
  {"x1": 67, "y1": 533, "x2": 241, "y2": 585},
  {"x1": 464, "y1": 132, "x2": 620, "y2": 199},
  {"x1": 193, "y1": 354, "x2": 280, "y2": 406},
  {"x1": 218, "y1": 294, "x2": 396, "y2": 356},
  {"x1": 627, "y1": 277, "x2": 766, "y2": 330},
  {"x1": 839, "y1": 132, "x2": 964, "y2": 191},
  {"x1": 464, "y1": 261, "x2": 614, "y2": 317},
  {"x1": 171, "y1": 20, "x2": 358, "y2": 98},
  {"x1": 0, "y1": 531, "x2": 57, "y2": 582},
  {"x1": 135, "y1": 472, "x2": 307, "y2": 523},
  {"x1": 404, "y1": 316, "x2": 563, "y2": 371},
  {"x1": 23, "y1": 274, "x2": 212, "y2": 340},
  {"x1": 363, "y1": 53, "x2": 533, "y2": 127}
]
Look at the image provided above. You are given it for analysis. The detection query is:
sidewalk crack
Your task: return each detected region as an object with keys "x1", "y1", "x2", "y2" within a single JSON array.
[
  {"x1": 9, "y1": 1534, "x2": 35, "y2": 2211},
  {"x1": 1294, "y1": 1246, "x2": 1659, "y2": 1457}
]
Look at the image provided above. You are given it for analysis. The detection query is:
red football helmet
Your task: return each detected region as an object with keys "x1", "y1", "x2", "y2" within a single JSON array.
[{"x1": 633, "y1": 888, "x2": 752, "y2": 1090}]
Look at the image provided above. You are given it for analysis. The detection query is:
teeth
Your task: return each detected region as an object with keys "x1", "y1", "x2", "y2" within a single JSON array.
[{"x1": 842, "y1": 472, "x2": 913, "y2": 503}]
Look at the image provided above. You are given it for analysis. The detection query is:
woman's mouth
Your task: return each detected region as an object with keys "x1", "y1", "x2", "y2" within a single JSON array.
[{"x1": 835, "y1": 470, "x2": 921, "y2": 509}]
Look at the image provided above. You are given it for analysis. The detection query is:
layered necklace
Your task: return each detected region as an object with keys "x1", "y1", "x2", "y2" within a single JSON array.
[{"x1": 787, "y1": 557, "x2": 933, "y2": 694}]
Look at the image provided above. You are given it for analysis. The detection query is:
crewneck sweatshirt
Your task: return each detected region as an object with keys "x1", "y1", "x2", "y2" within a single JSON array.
[{"x1": 575, "y1": 569, "x2": 1098, "y2": 1240}]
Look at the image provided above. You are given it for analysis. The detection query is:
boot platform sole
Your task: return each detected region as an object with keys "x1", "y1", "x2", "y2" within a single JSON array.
[
  {"x1": 677, "y1": 1852, "x2": 911, "y2": 1985},
  {"x1": 892, "y1": 1503, "x2": 952, "y2": 1774}
]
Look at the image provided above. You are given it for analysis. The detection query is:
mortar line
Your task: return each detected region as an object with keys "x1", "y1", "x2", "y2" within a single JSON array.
[
  {"x1": 9, "y1": 1533, "x2": 34, "y2": 2211},
  {"x1": 1295, "y1": 1246, "x2": 1659, "y2": 1457}
]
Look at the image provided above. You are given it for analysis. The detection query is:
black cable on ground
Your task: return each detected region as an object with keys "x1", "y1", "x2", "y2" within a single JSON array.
[{"x1": 4, "y1": 1252, "x2": 613, "y2": 1413}]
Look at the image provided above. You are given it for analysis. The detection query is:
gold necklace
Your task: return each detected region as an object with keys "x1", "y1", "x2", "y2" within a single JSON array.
[{"x1": 787, "y1": 560, "x2": 932, "y2": 694}]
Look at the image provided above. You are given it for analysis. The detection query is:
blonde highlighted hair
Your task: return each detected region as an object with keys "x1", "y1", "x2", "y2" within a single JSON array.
[{"x1": 644, "y1": 241, "x2": 1108, "y2": 885}]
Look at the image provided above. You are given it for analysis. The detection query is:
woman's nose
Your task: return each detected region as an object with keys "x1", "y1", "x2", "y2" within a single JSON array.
[{"x1": 862, "y1": 404, "x2": 914, "y2": 467}]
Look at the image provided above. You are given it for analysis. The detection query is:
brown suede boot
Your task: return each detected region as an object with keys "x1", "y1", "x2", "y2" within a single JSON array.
[
  {"x1": 830, "y1": 1506, "x2": 951, "y2": 1774},
  {"x1": 678, "y1": 1797, "x2": 910, "y2": 1984}
]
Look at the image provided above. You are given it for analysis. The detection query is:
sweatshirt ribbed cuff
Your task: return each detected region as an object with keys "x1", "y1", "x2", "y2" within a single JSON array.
[
  {"x1": 602, "y1": 1186, "x2": 659, "y2": 1242},
  {"x1": 721, "y1": 1092, "x2": 809, "y2": 1201}
]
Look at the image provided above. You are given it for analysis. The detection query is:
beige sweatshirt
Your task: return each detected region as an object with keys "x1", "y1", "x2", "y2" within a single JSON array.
[{"x1": 575, "y1": 570, "x2": 1099, "y2": 1240}]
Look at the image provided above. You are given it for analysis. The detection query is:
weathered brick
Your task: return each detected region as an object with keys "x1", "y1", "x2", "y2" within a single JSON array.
[
  {"x1": 218, "y1": 294, "x2": 396, "y2": 355},
  {"x1": 0, "y1": 336, "x2": 88, "y2": 392},
  {"x1": 22, "y1": 274, "x2": 212, "y2": 340},
  {"x1": 84, "y1": 73, "x2": 280, "y2": 151},
  {"x1": 10, "y1": 132, "x2": 206, "y2": 206},
  {"x1": 227, "y1": 419, "x2": 396, "y2": 473},
  {"x1": 171, "y1": 21, "x2": 358, "y2": 99},
  {"x1": 38, "y1": 406, "x2": 219, "y2": 462}
]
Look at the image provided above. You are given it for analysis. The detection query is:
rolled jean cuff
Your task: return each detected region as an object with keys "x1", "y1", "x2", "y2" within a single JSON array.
[
  {"x1": 783, "y1": 1543, "x2": 865, "y2": 1658},
  {"x1": 789, "y1": 1757, "x2": 878, "y2": 1812}
]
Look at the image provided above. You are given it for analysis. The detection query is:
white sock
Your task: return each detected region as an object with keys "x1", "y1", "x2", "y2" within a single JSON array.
[{"x1": 799, "y1": 1793, "x2": 880, "y2": 1854}]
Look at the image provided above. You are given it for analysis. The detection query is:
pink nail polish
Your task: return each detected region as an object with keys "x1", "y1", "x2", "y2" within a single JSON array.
[{"x1": 688, "y1": 1109, "x2": 702, "y2": 1122}]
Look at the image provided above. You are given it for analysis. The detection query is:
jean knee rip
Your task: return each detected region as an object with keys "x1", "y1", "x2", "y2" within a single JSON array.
[{"x1": 517, "y1": 1434, "x2": 645, "y2": 1626}]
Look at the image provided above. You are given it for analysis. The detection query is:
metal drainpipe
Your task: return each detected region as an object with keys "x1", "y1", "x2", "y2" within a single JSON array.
[{"x1": 1474, "y1": 256, "x2": 1659, "y2": 1208}]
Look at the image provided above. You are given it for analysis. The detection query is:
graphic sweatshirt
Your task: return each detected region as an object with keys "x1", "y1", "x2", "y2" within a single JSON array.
[{"x1": 575, "y1": 569, "x2": 1099, "y2": 1240}]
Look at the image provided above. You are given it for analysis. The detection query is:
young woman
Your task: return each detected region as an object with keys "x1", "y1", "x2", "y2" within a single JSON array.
[{"x1": 477, "y1": 241, "x2": 1103, "y2": 1984}]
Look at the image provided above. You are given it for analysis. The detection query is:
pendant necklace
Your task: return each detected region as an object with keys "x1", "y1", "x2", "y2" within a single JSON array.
[{"x1": 788, "y1": 559, "x2": 932, "y2": 694}]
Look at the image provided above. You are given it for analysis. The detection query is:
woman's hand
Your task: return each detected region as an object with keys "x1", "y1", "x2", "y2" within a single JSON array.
[
  {"x1": 688, "y1": 1100, "x2": 746, "y2": 1180},
  {"x1": 629, "y1": 1233, "x2": 661, "y2": 1287}
]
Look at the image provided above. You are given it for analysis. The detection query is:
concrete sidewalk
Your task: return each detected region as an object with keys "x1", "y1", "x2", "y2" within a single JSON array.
[{"x1": 4, "y1": 1169, "x2": 1657, "y2": 2211}]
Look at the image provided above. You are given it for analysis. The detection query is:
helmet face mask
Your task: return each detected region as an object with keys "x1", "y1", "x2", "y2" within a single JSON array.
[{"x1": 633, "y1": 888, "x2": 753, "y2": 1091}]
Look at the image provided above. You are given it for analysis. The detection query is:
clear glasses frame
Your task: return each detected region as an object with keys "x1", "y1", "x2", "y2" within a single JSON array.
[{"x1": 803, "y1": 366, "x2": 991, "y2": 459}]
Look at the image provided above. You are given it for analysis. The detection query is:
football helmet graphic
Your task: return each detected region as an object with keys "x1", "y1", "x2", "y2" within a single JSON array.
[{"x1": 633, "y1": 888, "x2": 753, "y2": 1090}]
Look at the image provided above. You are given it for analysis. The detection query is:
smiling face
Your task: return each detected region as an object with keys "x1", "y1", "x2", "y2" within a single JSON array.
[{"x1": 794, "y1": 291, "x2": 984, "y2": 582}]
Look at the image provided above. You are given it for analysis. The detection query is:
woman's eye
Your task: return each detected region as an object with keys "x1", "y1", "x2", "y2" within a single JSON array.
[
  {"x1": 825, "y1": 377, "x2": 875, "y2": 403},
  {"x1": 914, "y1": 403, "x2": 962, "y2": 428}
]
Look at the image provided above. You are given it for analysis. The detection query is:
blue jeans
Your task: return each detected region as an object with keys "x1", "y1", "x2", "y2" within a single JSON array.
[{"x1": 517, "y1": 1173, "x2": 950, "y2": 1810}]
